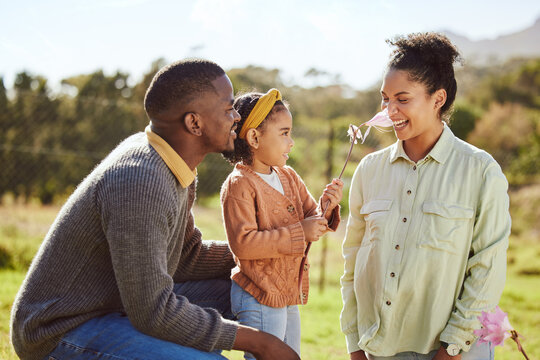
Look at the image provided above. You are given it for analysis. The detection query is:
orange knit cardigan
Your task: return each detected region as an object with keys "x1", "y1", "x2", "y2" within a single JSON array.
[{"x1": 220, "y1": 164, "x2": 340, "y2": 307}]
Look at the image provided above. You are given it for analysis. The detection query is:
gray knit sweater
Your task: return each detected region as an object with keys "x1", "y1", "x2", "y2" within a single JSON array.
[{"x1": 10, "y1": 133, "x2": 238, "y2": 360}]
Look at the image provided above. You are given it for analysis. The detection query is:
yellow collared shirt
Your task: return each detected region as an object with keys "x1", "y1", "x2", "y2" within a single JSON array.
[
  {"x1": 340, "y1": 124, "x2": 510, "y2": 356},
  {"x1": 145, "y1": 125, "x2": 196, "y2": 188}
]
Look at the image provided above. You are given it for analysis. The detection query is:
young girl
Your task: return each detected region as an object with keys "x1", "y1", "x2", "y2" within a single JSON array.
[
  {"x1": 340, "y1": 33, "x2": 511, "y2": 360},
  {"x1": 221, "y1": 89, "x2": 343, "y2": 359}
]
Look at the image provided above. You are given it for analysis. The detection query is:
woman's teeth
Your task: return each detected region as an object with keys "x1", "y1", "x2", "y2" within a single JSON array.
[{"x1": 393, "y1": 119, "x2": 409, "y2": 129}]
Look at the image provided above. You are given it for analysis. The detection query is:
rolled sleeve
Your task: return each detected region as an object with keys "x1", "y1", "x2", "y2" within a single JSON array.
[{"x1": 440, "y1": 162, "x2": 510, "y2": 351}]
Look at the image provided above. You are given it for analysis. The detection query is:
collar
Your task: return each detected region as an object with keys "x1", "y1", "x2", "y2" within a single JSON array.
[
  {"x1": 145, "y1": 125, "x2": 196, "y2": 188},
  {"x1": 389, "y1": 122, "x2": 454, "y2": 164}
]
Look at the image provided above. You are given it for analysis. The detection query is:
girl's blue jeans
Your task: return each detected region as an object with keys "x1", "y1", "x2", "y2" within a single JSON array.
[
  {"x1": 230, "y1": 280, "x2": 301, "y2": 360},
  {"x1": 45, "y1": 279, "x2": 232, "y2": 360}
]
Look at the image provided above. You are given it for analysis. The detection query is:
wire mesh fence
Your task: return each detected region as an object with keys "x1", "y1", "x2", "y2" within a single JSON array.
[
  {"x1": 1, "y1": 86, "x2": 539, "y2": 235},
  {"x1": 0, "y1": 89, "x2": 366, "y2": 204}
]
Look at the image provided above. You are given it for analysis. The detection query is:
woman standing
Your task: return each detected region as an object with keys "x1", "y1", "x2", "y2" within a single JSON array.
[{"x1": 340, "y1": 32, "x2": 510, "y2": 360}]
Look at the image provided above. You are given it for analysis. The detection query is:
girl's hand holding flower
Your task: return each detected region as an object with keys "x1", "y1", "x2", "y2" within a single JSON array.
[
  {"x1": 300, "y1": 216, "x2": 328, "y2": 243},
  {"x1": 321, "y1": 178, "x2": 344, "y2": 214}
]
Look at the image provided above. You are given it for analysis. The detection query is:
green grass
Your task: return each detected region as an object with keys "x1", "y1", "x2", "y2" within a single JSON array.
[
  {"x1": 0, "y1": 270, "x2": 25, "y2": 360},
  {"x1": 1, "y1": 202, "x2": 539, "y2": 359}
]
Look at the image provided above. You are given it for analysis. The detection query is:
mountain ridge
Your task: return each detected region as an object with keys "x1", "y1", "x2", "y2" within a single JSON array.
[{"x1": 443, "y1": 17, "x2": 540, "y2": 64}]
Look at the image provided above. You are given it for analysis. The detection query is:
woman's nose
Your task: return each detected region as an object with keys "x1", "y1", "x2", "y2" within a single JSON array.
[{"x1": 387, "y1": 101, "x2": 398, "y2": 115}]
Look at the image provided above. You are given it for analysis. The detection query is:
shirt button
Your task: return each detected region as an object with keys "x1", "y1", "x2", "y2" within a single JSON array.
[
  {"x1": 287, "y1": 205, "x2": 295, "y2": 213},
  {"x1": 466, "y1": 341, "x2": 471, "y2": 345},
  {"x1": 402, "y1": 217, "x2": 407, "y2": 222},
  {"x1": 386, "y1": 300, "x2": 391, "y2": 306},
  {"x1": 390, "y1": 272, "x2": 395, "y2": 277},
  {"x1": 304, "y1": 264, "x2": 308, "y2": 271},
  {"x1": 283, "y1": 218, "x2": 289, "y2": 223},
  {"x1": 413, "y1": 166, "x2": 417, "y2": 171},
  {"x1": 273, "y1": 209, "x2": 279, "y2": 214},
  {"x1": 395, "y1": 245, "x2": 400, "y2": 250},
  {"x1": 407, "y1": 190, "x2": 411, "y2": 195}
]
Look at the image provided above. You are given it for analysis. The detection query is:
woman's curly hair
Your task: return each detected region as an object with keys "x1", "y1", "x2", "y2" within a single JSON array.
[
  {"x1": 386, "y1": 32, "x2": 462, "y2": 122},
  {"x1": 222, "y1": 92, "x2": 289, "y2": 165}
]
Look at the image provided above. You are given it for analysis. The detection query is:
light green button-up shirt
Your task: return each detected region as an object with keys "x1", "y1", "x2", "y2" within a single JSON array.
[{"x1": 340, "y1": 124, "x2": 510, "y2": 356}]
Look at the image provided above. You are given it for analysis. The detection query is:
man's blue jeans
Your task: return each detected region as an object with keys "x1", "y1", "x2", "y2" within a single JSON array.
[{"x1": 46, "y1": 279, "x2": 233, "y2": 360}]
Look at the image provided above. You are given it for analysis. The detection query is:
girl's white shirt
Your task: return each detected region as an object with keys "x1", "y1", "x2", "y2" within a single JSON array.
[{"x1": 255, "y1": 168, "x2": 284, "y2": 195}]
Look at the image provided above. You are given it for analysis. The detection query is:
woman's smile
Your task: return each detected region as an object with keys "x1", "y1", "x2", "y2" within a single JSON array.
[{"x1": 392, "y1": 119, "x2": 409, "y2": 130}]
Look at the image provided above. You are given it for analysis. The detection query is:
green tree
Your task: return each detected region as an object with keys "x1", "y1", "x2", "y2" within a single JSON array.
[
  {"x1": 450, "y1": 102, "x2": 481, "y2": 140},
  {"x1": 228, "y1": 66, "x2": 284, "y2": 94},
  {"x1": 7, "y1": 72, "x2": 63, "y2": 202},
  {"x1": 0, "y1": 77, "x2": 11, "y2": 196}
]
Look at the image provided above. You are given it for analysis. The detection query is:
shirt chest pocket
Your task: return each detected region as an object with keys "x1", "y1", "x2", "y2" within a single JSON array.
[
  {"x1": 360, "y1": 199, "x2": 393, "y2": 246},
  {"x1": 418, "y1": 201, "x2": 474, "y2": 254}
]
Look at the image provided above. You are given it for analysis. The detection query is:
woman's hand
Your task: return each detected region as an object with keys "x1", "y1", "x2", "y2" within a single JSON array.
[
  {"x1": 432, "y1": 346, "x2": 462, "y2": 360},
  {"x1": 350, "y1": 350, "x2": 368, "y2": 360}
]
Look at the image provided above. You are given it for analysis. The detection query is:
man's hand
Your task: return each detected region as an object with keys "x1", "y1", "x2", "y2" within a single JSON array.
[
  {"x1": 432, "y1": 346, "x2": 462, "y2": 360},
  {"x1": 300, "y1": 216, "x2": 327, "y2": 243},
  {"x1": 233, "y1": 325, "x2": 300, "y2": 360},
  {"x1": 350, "y1": 350, "x2": 368, "y2": 360}
]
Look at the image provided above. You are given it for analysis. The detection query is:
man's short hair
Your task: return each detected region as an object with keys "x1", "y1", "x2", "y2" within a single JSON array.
[{"x1": 144, "y1": 59, "x2": 226, "y2": 120}]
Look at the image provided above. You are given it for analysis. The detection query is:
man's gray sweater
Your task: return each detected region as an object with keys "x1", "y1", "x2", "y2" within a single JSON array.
[{"x1": 10, "y1": 133, "x2": 238, "y2": 360}]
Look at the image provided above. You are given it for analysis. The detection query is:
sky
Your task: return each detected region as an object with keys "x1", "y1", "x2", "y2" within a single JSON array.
[{"x1": 2, "y1": 0, "x2": 540, "y2": 92}]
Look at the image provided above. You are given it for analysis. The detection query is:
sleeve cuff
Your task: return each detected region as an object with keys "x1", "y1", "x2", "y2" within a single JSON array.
[
  {"x1": 326, "y1": 205, "x2": 341, "y2": 232},
  {"x1": 345, "y1": 332, "x2": 361, "y2": 353},
  {"x1": 439, "y1": 324, "x2": 477, "y2": 353},
  {"x1": 288, "y1": 221, "x2": 306, "y2": 255},
  {"x1": 214, "y1": 319, "x2": 239, "y2": 350}
]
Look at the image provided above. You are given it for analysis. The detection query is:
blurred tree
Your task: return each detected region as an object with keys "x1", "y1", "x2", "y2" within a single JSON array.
[
  {"x1": 0, "y1": 77, "x2": 11, "y2": 196},
  {"x1": 132, "y1": 57, "x2": 167, "y2": 108},
  {"x1": 8, "y1": 72, "x2": 63, "y2": 202},
  {"x1": 467, "y1": 103, "x2": 534, "y2": 171},
  {"x1": 450, "y1": 102, "x2": 481, "y2": 140},
  {"x1": 228, "y1": 66, "x2": 284, "y2": 94}
]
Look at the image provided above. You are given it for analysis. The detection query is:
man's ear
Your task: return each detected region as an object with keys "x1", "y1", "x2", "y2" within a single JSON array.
[
  {"x1": 433, "y1": 89, "x2": 447, "y2": 110},
  {"x1": 183, "y1": 112, "x2": 202, "y2": 136},
  {"x1": 246, "y1": 128, "x2": 259, "y2": 149}
]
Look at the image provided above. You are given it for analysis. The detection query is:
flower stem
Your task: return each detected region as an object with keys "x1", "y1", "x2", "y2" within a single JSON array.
[
  {"x1": 298, "y1": 125, "x2": 360, "y2": 304},
  {"x1": 511, "y1": 330, "x2": 530, "y2": 360}
]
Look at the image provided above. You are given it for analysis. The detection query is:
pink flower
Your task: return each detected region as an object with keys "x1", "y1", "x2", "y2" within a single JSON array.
[
  {"x1": 347, "y1": 125, "x2": 362, "y2": 144},
  {"x1": 360, "y1": 108, "x2": 394, "y2": 128},
  {"x1": 348, "y1": 108, "x2": 393, "y2": 144},
  {"x1": 474, "y1": 306, "x2": 514, "y2": 348}
]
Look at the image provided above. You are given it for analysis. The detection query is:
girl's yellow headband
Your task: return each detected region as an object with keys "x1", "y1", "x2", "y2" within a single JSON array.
[{"x1": 238, "y1": 88, "x2": 282, "y2": 139}]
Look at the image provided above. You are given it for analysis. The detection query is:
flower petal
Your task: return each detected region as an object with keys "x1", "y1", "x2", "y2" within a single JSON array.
[
  {"x1": 361, "y1": 126, "x2": 371, "y2": 144},
  {"x1": 360, "y1": 108, "x2": 393, "y2": 128},
  {"x1": 347, "y1": 125, "x2": 361, "y2": 144}
]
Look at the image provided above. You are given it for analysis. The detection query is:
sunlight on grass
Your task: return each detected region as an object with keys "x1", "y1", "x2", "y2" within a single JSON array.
[
  {"x1": 0, "y1": 270, "x2": 26, "y2": 360},
  {"x1": 1, "y1": 202, "x2": 538, "y2": 359}
]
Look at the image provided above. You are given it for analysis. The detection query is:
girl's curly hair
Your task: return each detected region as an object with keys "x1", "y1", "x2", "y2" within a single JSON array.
[{"x1": 222, "y1": 92, "x2": 289, "y2": 165}]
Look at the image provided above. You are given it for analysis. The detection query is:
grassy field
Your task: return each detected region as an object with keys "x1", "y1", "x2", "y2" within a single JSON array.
[{"x1": 1, "y1": 200, "x2": 539, "y2": 359}]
